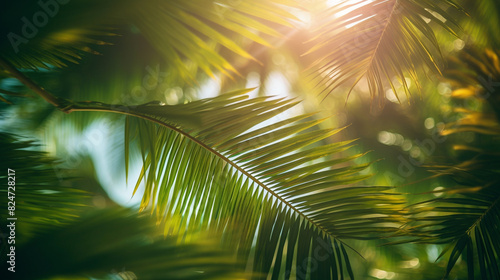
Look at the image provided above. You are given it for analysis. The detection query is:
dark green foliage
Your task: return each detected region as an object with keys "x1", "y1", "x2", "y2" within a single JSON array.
[{"x1": 0, "y1": 132, "x2": 88, "y2": 242}]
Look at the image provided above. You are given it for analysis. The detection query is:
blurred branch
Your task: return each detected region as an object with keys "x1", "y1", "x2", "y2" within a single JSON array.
[
  {"x1": 0, "y1": 95, "x2": 11, "y2": 104},
  {"x1": 0, "y1": 58, "x2": 243, "y2": 192},
  {"x1": 0, "y1": 56, "x2": 187, "y2": 130},
  {"x1": 0, "y1": 88, "x2": 31, "y2": 98}
]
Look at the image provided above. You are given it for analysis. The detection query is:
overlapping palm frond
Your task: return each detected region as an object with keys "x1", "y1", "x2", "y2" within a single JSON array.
[
  {"x1": 444, "y1": 46, "x2": 500, "y2": 122},
  {"x1": 461, "y1": 0, "x2": 500, "y2": 48},
  {"x1": 123, "y1": 89, "x2": 405, "y2": 279},
  {"x1": 404, "y1": 170, "x2": 500, "y2": 279},
  {"x1": 132, "y1": 0, "x2": 298, "y2": 80},
  {"x1": 0, "y1": 131, "x2": 244, "y2": 280},
  {"x1": 0, "y1": 0, "x2": 296, "y2": 80},
  {"x1": 0, "y1": 0, "x2": 131, "y2": 70},
  {"x1": 402, "y1": 46, "x2": 500, "y2": 279},
  {"x1": 305, "y1": 0, "x2": 464, "y2": 104},
  {"x1": 15, "y1": 208, "x2": 247, "y2": 280},
  {"x1": 0, "y1": 132, "x2": 88, "y2": 241}
]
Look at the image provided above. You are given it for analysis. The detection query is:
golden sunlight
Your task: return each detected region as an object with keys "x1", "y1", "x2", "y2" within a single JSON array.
[{"x1": 328, "y1": 0, "x2": 375, "y2": 17}]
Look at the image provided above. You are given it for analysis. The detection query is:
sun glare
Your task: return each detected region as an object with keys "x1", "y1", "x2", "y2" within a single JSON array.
[
  {"x1": 327, "y1": 0, "x2": 367, "y2": 7},
  {"x1": 325, "y1": 0, "x2": 375, "y2": 28}
]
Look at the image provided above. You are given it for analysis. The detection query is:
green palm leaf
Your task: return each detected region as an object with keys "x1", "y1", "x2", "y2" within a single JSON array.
[
  {"x1": 0, "y1": 131, "x2": 243, "y2": 280},
  {"x1": 0, "y1": 0, "x2": 128, "y2": 70},
  {"x1": 402, "y1": 45, "x2": 500, "y2": 279},
  {"x1": 15, "y1": 208, "x2": 247, "y2": 280},
  {"x1": 0, "y1": 0, "x2": 296, "y2": 80},
  {"x1": 0, "y1": 132, "x2": 88, "y2": 241},
  {"x1": 404, "y1": 164, "x2": 500, "y2": 279},
  {"x1": 444, "y1": 46, "x2": 500, "y2": 120},
  {"x1": 121, "y1": 89, "x2": 405, "y2": 279},
  {"x1": 132, "y1": 0, "x2": 298, "y2": 80},
  {"x1": 305, "y1": 0, "x2": 464, "y2": 104},
  {"x1": 461, "y1": 0, "x2": 500, "y2": 48}
]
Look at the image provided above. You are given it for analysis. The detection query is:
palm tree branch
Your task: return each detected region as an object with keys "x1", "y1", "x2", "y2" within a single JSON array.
[
  {"x1": 363, "y1": 0, "x2": 399, "y2": 82},
  {"x1": 0, "y1": 56, "x2": 62, "y2": 107},
  {"x1": 2, "y1": 56, "x2": 404, "y2": 279},
  {"x1": 1, "y1": 57, "x2": 391, "y2": 238},
  {"x1": 306, "y1": 0, "x2": 464, "y2": 103}
]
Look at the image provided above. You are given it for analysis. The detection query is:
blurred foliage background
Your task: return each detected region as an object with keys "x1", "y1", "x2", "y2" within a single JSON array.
[{"x1": 1, "y1": 0, "x2": 499, "y2": 279}]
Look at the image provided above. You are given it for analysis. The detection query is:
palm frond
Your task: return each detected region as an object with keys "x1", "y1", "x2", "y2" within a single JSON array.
[
  {"x1": 0, "y1": 0, "x2": 297, "y2": 80},
  {"x1": 133, "y1": 0, "x2": 298, "y2": 80},
  {"x1": 0, "y1": 0, "x2": 128, "y2": 70},
  {"x1": 305, "y1": 0, "x2": 464, "y2": 105},
  {"x1": 444, "y1": 46, "x2": 500, "y2": 120},
  {"x1": 123, "y1": 89, "x2": 405, "y2": 279},
  {"x1": 402, "y1": 45, "x2": 500, "y2": 279},
  {"x1": 15, "y1": 208, "x2": 246, "y2": 280},
  {"x1": 0, "y1": 132, "x2": 88, "y2": 241},
  {"x1": 461, "y1": 0, "x2": 500, "y2": 48},
  {"x1": 404, "y1": 165, "x2": 500, "y2": 279}
]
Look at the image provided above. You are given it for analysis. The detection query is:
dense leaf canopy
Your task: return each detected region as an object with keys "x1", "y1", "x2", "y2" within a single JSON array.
[{"x1": 1, "y1": 0, "x2": 499, "y2": 279}]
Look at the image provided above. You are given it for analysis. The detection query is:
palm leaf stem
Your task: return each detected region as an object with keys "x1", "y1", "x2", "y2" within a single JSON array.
[
  {"x1": 346, "y1": 0, "x2": 399, "y2": 98},
  {"x1": 71, "y1": 104, "x2": 331, "y2": 238},
  {"x1": 0, "y1": 56, "x2": 62, "y2": 108},
  {"x1": 0, "y1": 55, "x2": 338, "y2": 245}
]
